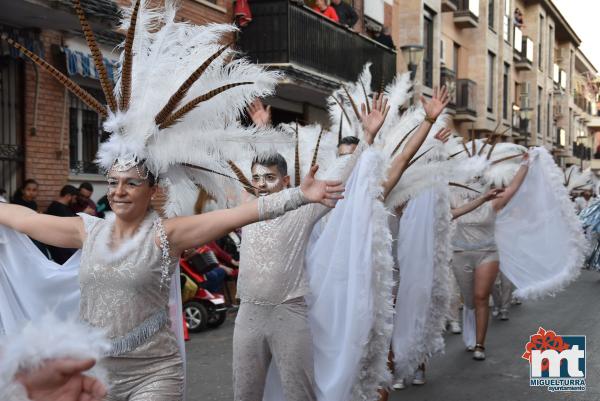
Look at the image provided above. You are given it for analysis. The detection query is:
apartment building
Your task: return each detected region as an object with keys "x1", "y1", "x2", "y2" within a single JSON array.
[{"x1": 393, "y1": 0, "x2": 599, "y2": 167}]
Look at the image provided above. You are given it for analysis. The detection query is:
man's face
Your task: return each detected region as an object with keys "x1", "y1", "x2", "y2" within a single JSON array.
[
  {"x1": 251, "y1": 164, "x2": 289, "y2": 196},
  {"x1": 79, "y1": 188, "x2": 92, "y2": 200},
  {"x1": 338, "y1": 143, "x2": 357, "y2": 156}
]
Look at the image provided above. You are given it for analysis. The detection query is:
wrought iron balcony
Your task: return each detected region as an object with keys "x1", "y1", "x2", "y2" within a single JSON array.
[
  {"x1": 236, "y1": 0, "x2": 397, "y2": 91},
  {"x1": 455, "y1": 79, "x2": 477, "y2": 121},
  {"x1": 454, "y1": 0, "x2": 479, "y2": 28},
  {"x1": 514, "y1": 27, "x2": 533, "y2": 70},
  {"x1": 440, "y1": 66, "x2": 456, "y2": 107}
]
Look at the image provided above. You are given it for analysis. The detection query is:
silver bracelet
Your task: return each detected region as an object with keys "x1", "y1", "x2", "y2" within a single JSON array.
[{"x1": 258, "y1": 187, "x2": 308, "y2": 221}]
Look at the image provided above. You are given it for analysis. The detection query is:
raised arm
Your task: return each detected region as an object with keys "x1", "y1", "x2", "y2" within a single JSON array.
[
  {"x1": 451, "y1": 189, "x2": 504, "y2": 220},
  {"x1": 491, "y1": 152, "x2": 530, "y2": 212},
  {"x1": 0, "y1": 203, "x2": 85, "y2": 248},
  {"x1": 164, "y1": 165, "x2": 344, "y2": 255},
  {"x1": 382, "y1": 87, "x2": 450, "y2": 199}
]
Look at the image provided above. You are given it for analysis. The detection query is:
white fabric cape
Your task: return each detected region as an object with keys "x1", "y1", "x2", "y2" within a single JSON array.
[
  {"x1": 0, "y1": 221, "x2": 186, "y2": 382},
  {"x1": 495, "y1": 147, "x2": 586, "y2": 300},
  {"x1": 391, "y1": 186, "x2": 452, "y2": 380},
  {"x1": 264, "y1": 148, "x2": 395, "y2": 401}
]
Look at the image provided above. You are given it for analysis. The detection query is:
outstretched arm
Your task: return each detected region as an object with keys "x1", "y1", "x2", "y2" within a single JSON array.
[
  {"x1": 451, "y1": 189, "x2": 504, "y2": 220},
  {"x1": 164, "y1": 165, "x2": 344, "y2": 255},
  {"x1": 491, "y1": 152, "x2": 530, "y2": 212},
  {"x1": 0, "y1": 204, "x2": 84, "y2": 248},
  {"x1": 382, "y1": 87, "x2": 450, "y2": 200}
]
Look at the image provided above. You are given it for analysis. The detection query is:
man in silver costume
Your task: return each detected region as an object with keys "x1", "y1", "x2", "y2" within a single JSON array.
[{"x1": 234, "y1": 95, "x2": 390, "y2": 401}]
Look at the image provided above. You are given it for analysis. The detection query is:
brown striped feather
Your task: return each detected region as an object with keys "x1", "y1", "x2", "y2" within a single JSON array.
[{"x1": 119, "y1": 0, "x2": 141, "y2": 111}]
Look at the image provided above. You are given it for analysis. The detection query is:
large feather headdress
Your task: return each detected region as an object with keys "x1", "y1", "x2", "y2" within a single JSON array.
[{"x1": 2, "y1": 0, "x2": 285, "y2": 216}]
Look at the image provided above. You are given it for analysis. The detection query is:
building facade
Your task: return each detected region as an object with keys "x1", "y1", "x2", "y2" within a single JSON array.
[
  {"x1": 392, "y1": 0, "x2": 599, "y2": 168},
  {"x1": 0, "y1": 0, "x2": 234, "y2": 210}
]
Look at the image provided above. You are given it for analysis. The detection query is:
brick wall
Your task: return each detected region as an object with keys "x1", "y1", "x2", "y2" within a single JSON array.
[{"x1": 24, "y1": 30, "x2": 70, "y2": 212}]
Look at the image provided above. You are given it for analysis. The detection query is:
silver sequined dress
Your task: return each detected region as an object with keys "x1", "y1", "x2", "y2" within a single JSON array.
[{"x1": 79, "y1": 212, "x2": 184, "y2": 401}]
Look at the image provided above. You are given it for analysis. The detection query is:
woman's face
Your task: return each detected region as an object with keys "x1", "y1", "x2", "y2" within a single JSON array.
[
  {"x1": 106, "y1": 168, "x2": 156, "y2": 221},
  {"x1": 22, "y1": 183, "x2": 38, "y2": 201}
]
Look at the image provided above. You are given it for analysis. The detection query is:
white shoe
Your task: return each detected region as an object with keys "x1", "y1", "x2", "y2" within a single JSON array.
[
  {"x1": 500, "y1": 309, "x2": 509, "y2": 321},
  {"x1": 511, "y1": 297, "x2": 522, "y2": 305},
  {"x1": 412, "y1": 368, "x2": 426, "y2": 385},
  {"x1": 466, "y1": 345, "x2": 475, "y2": 352},
  {"x1": 491, "y1": 307, "x2": 500, "y2": 318},
  {"x1": 392, "y1": 379, "x2": 406, "y2": 390},
  {"x1": 449, "y1": 321, "x2": 462, "y2": 334},
  {"x1": 473, "y1": 344, "x2": 486, "y2": 360}
]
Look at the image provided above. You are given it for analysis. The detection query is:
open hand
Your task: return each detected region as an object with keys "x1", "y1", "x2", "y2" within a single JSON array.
[
  {"x1": 16, "y1": 358, "x2": 106, "y2": 401},
  {"x1": 434, "y1": 128, "x2": 452, "y2": 143},
  {"x1": 360, "y1": 92, "x2": 390, "y2": 144},
  {"x1": 247, "y1": 99, "x2": 271, "y2": 127},
  {"x1": 483, "y1": 188, "x2": 505, "y2": 201},
  {"x1": 421, "y1": 86, "x2": 450, "y2": 121},
  {"x1": 300, "y1": 165, "x2": 345, "y2": 208}
]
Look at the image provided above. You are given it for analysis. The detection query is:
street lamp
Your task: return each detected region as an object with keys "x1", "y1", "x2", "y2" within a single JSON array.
[{"x1": 400, "y1": 45, "x2": 424, "y2": 80}]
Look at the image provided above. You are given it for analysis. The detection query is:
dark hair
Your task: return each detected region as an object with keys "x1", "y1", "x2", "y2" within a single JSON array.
[
  {"x1": 23, "y1": 179, "x2": 38, "y2": 188},
  {"x1": 338, "y1": 136, "x2": 360, "y2": 147},
  {"x1": 79, "y1": 182, "x2": 94, "y2": 192},
  {"x1": 60, "y1": 185, "x2": 79, "y2": 197},
  {"x1": 251, "y1": 153, "x2": 288, "y2": 176}
]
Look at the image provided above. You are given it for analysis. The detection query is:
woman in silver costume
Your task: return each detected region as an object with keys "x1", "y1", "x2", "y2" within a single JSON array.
[
  {"x1": 450, "y1": 152, "x2": 530, "y2": 361},
  {"x1": 0, "y1": 162, "x2": 343, "y2": 401}
]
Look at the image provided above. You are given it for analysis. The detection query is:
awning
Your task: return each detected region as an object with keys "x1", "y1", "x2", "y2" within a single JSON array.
[{"x1": 63, "y1": 46, "x2": 118, "y2": 84}]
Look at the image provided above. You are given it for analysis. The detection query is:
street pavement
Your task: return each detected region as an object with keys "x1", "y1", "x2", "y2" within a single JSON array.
[{"x1": 186, "y1": 270, "x2": 600, "y2": 401}]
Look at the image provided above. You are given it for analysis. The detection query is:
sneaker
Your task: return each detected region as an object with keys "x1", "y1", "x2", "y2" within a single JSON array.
[
  {"x1": 473, "y1": 344, "x2": 486, "y2": 361},
  {"x1": 449, "y1": 321, "x2": 462, "y2": 334},
  {"x1": 392, "y1": 379, "x2": 406, "y2": 390},
  {"x1": 412, "y1": 368, "x2": 426, "y2": 385},
  {"x1": 500, "y1": 310, "x2": 509, "y2": 321},
  {"x1": 466, "y1": 345, "x2": 475, "y2": 352},
  {"x1": 491, "y1": 307, "x2": 500, "y2": 318},
  {"x1": 511, "y1": 297, "x2": 522, "y2": 305}
]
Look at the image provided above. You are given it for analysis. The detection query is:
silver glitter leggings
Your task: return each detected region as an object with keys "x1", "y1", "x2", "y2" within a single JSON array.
[{"x1": 233, "y1": 298, "x2": 317, "y2": 401}]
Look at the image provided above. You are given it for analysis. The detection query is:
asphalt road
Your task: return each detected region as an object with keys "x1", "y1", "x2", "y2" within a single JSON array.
[{"x1": 186, "y1": 270, "x2": 600, "y2": 401}]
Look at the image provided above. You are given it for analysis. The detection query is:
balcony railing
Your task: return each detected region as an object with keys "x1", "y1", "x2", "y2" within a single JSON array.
[
  {"x1": 236, "y1": 0, "x2": 397, "y2": 90},
  {"x1": 455, "y1": 79, "x2": 477, "y2": 120},
  {"x1": 514, "y1": 30, "x2": 534, "y2": 70},
  {"x1": 440, "y1": 66, "x2": 456, "y2": 106},
  {"x1": 442, "y1": 0, "x2": 459, "y2": 12},
  {"x1": 454, "y1": 0, "x2": 479, "y2": 28}
]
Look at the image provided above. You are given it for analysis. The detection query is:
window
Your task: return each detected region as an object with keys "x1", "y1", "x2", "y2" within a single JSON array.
[
  {"x1": 488, "y1": 0, "x2": 495, "y2": 31},
  {"x1": 537, "y1": 86, "x2": 542, "y2": 135},
  {"x1": 548, "y1": 25, "x2": 554, "y2": 76},
  {"x1": 538, "y1": 14, "x2": 544, "y2": 70},
  {"x1": 453, "y1": 42, "x2": 460, "y2": 76},
  {"x1": 547, "y1": 93, "x2": 552, "y2": 139},
  {"x1": 69, "y1": 89, "x2": 107, "y2": 175},
  {"x1": 503, "y1": 63, "x2": 509, "y2": 119},
  {"x1": 487, "y1": 52, "x2": 495, "y2": 113},
  {"x1": 503, "y1": 0, "x2": 511, "y2": 42},
  {"x1": 423, "y1": 9, "x2": 434, "y2": 88}
]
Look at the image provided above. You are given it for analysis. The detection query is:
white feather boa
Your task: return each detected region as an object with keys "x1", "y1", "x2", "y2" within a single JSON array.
[
  {"x1": 0, "y1": 314, "x2": 110, "y2": 399},
  {"x1": 349, "y1": 150, "x2": 395, "y2": 401}
]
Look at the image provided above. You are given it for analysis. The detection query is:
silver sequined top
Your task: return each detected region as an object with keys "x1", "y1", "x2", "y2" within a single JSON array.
[
  {"x1": 238, "y1": 142, "x2": 367, "y2": 305},
  {"x1": 451, "y1": 197, "x2": 497, "y2": 252},
  {"x1": 79, "y1": 212, "x2": 179, "y2": 358}
]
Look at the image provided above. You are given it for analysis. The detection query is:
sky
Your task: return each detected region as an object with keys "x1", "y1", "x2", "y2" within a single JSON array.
[{"x1": 552, "y1": 0, "x2": 600, "y2": 71}]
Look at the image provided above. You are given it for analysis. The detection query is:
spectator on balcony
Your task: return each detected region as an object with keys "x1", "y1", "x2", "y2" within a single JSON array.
[
  {"x1": 331, "y1": 0, "x2": 358, "y2": 28},
  {"x1": 514, "y1": 7, "x2": 524, "y2": 28},
  {"x1": 312, "y1": 0, "x2": 339, "y2": 23},
  {"x1": 375, "y1": 26, "x2": 395, "y2": 49}
]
